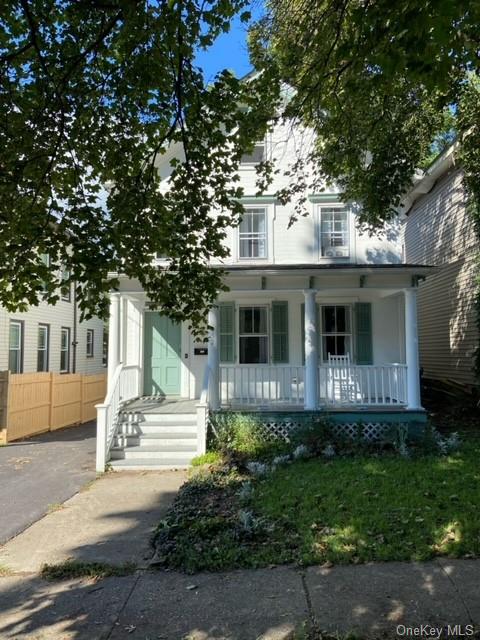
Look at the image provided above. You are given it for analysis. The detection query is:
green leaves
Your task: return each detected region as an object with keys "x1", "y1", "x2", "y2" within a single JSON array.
[
  {"x1": 252, "y1": 0, "x2": 480, "y2": 228},
  {"x1": 0, "y1": 1, "x2": 280, "y2": 326}
]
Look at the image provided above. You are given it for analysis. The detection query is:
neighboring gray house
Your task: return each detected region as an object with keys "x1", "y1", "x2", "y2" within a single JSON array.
[
  {"x1": 403, "y1": 145, "x2": 479, "y2": 391},
  {"x1": 0, "y1": 269, "x2": 106, "y2": 376}
]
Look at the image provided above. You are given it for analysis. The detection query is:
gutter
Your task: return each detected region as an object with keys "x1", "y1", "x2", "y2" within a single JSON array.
[{"x1": 400, "y1": 143, "x2": 458, "y2": 215}]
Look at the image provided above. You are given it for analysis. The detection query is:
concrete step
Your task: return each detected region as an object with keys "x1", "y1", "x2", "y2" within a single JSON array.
[
  {"x1": 110, "y1": 444, "x2": 197, "y2": 460},
  {"x1": 109, "y1": 458, "x2": 191, "y2": 471},
  {"x1": 129, "y1": 412, "x2": 197, "y2": 425},
  {"x1": 117, "y1": 422, "x2": 197, "y2": 435},
  {"x1": 113, "y1": 433, "x2": 197, "y2": 448}
]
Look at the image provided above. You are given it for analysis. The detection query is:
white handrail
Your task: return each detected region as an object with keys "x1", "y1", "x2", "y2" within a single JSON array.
[{"x1": 95, "y1": 363, "x2": 139, "y2": 472}]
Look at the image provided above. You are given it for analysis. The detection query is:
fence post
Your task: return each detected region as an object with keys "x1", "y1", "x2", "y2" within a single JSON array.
[
  {"x1": 0, "y1": 371, "x2": 9, "y2": 444},
  {"x1": 96, "y1": 404, "x2": 107, "y2": 472},
  {"x1": 80, "y1": 374, "x2": 85, "y2": 423},
  {"x1": 48, "y1": 372, "x2": 53, "y2": 431},
  {"x1": 196, "y1": 403, "x2": 208, "y2": 455}
]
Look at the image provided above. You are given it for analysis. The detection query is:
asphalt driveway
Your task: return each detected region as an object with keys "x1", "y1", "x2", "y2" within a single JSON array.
[{"x1": 0, "y1": 422, "x2": 96, "y2": 544}]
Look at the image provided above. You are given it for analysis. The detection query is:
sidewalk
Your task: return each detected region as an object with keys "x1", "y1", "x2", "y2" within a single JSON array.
[{"x1": 0, "y1": 471, "x2": 478, "y2": 639}]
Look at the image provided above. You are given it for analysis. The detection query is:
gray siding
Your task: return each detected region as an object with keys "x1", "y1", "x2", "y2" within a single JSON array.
[
  {"x1": 0, "y1": 296, "x2": 105, "y2": 375},
  {"x1": 404, "y1": 168, "x2": 479, "y2": 388}
]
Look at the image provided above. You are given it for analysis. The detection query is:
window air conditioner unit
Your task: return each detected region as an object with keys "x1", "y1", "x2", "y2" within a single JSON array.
[{"x1": 325, "y1": 247, "x2": 349, "y2": 258}]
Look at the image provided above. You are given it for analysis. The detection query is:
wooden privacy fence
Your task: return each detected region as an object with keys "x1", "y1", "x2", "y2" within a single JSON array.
[{"x1": 0, "y1": 371, "x2": 107, "y2": 443}]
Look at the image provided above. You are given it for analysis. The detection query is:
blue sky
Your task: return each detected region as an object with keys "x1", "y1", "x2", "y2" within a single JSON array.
[{"x1": 195, "y1": 6, "x2": 264, "y2": 81}]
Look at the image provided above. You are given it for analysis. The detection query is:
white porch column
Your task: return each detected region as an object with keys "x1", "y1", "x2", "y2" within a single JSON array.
[
  {"x1": 107, "y1": 293, "x2": 121, "y2": 392},
  {"x1": 304, "y1": 289, "x2": 318, "y2": 410},
  {"x1": 207, "y1": 306, "x2": 219, "y2": 410},
  {"x1": 404, "y1": 288, "x2": 422, "y2": 410}
]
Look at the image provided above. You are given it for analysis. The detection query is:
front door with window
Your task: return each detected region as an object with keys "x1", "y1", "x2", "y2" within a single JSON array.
[{"x1": 144, "y1": 313, "x2": 181, "y2": 396}]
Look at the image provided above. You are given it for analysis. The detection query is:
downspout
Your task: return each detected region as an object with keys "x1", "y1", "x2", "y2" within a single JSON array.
[{"x1": 72, "y1": 280, "x2": 78, "y2": 374}]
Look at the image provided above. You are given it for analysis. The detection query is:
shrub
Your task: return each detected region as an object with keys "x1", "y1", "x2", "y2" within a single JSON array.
[
  {"x1": 209, "y1": 412, "x2": 288, "y2": 459},
  {"x1": 191, "y1": 451, "x2": 224, "y2": 467}
]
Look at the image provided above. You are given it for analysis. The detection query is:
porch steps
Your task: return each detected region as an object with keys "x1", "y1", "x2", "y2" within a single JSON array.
[{"x1": 109, "y1": 408, "x2": 198, "y2": 471}]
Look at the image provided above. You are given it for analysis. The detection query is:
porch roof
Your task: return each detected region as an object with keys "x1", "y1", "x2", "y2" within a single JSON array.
[{"x1": 214, "y1": 263, "x2": 433, "y2": 276}]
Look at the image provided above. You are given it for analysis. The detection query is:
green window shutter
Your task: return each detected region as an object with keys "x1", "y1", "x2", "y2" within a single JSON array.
[
  {"x1": 355, "y1": 302, "x2": 373, "y2": 365},
  {"x1": 272, "y1": 302, "x2": 289, "y2": 363},
  {"x1": 219, "y1": 303, "x2": 235, "y2": 363}
]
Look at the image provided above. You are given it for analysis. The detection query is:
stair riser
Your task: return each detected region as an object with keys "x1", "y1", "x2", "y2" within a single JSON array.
[
  {"x1": 110, "y1": 462, "x2": 190, "y2": 471},
  {"x1": 110, "y1": 450, "x2": 197, "y2": 461},
  {"x1": 118, "y1": 423, "x2": 197, "y2": 436},
  {"x1": 114, "y1": 436, "x2": 197, "y2": 448},
  {"x1": 124, "y1": 413, "x2": 197, "y2": 424}
]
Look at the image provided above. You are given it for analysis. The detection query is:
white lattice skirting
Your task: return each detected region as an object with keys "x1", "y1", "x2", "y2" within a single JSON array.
[{"x1": 256, "y1": 419, "x2": 395, "y2": 443}]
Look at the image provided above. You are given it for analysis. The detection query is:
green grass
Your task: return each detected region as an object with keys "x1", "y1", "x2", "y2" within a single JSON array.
[
  {"x1": 251, "y1": 444, "x2": 480, "y2": 565},
  {"x1": 40, "y1": 560, "x2": 137, "y2": 581},
  {"x1": 154, "y1": 431, "x2": 480, "y2": 572}
]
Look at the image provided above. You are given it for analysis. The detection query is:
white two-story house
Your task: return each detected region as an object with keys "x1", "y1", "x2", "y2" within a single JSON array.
[{"x1": 96, "y1": 122, "x2": 432, "y2": 471}]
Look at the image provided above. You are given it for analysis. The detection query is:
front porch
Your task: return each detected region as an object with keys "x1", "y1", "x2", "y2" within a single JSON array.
[{"x1": 96, "y1": 264, "x2": 430, "y2": 471}]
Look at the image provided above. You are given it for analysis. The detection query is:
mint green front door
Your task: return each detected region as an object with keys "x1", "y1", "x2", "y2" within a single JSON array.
[{"x1": 144, "y1": 313, "x2": 181, "y2": 396}]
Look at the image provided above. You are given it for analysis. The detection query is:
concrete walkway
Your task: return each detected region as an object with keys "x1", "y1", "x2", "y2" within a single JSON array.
[
  {"x1": 0, "y1": 422, "x2": 97, "y2": 544},
  {"x1": 0, "y1": 470, "x2": 478, "y2": 639}
]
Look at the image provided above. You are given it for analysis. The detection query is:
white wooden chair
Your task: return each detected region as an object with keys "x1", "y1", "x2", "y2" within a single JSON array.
[{"x1": 327, "y1": 353, "x2": 358, "y2": 403}]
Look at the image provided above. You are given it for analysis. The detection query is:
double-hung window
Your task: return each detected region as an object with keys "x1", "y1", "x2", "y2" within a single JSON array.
[
  {"x1": 60, "y1": 327, "x2": 70, "y2": 373},
  {"x1": 102, "y1": 327, "x2": 108, "y2": 367},
  {"x1": 239, "y1": 306, "x2": 268, "y2": 364},
  {"x1": 86, "y1": 329, "x2": 94, "y2": 358},
  {"x1": 9, "y1": 321, "x2": 23, "y2": 373},
  {"x1": 240, "y1": 141, "x2": 265, "y2": 166},
  {"x1": 320, "y1": 207, "x2": 349, "y2": 258},
  {"x1": 60, "y1": 267, "x2": 71, "y2": 302},
  {"x1": 321, "y1": 305, "x2": 352, "y2": 360},
  {"x1": 37, "y1": 324, "x2": 49, "y2": 372},
  {"x1": 239, "y1": 207, "x2": 267, "y2": 259}
]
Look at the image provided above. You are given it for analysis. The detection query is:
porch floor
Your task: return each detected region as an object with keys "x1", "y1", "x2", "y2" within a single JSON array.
[{"x1": 123, "y1": 397, "x2": 198, "y2": 414}]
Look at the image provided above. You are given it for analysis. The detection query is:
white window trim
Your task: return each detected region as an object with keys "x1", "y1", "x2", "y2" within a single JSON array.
[
  {"x1": 86, "y1": 328, "x2": 94, "y2": 358},
  {"x1": 240, "y1": 140, "x2": 267, "y2": 168},
  {"x1": 37, "y1": 324, "x2": 49, "y2": 372},
  {"x1": 318, "y1": 204, "x2": 351, "y2": 260},
  {"x1": 60, "y1": 267, "x2": 71, "y2": 302},
  {"x1": 9, "y1": 320, "x2": 23, "y2": 374},
  {"x1": 320, "y1": 304, "x2": 353, "y2": 362},
  {"x1": 238, "y1": 206, "x2": 269, "y2": 261},
  {"x1": 60, "y1": 327, "x2": 71, "y2": 373},
  {"x1": 238, "y1": 305, "x2": 269, "y2": 364}
]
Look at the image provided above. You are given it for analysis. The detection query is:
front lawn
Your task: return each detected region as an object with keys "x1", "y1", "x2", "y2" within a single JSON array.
[{"x1": 153, "y1": 427, "x2": 480, "y2": 573}]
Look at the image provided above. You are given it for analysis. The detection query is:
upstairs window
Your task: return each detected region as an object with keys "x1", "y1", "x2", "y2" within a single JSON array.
[
  {"x1": 240, "y1": 141, "x2": 265, "y2": 166},
  {"x1": 239, "y1": 306, "x2": 268, "y2": 363},
  {"x1": 320, "y1": 207, "x2": 349, "y2": 258},
  {"x1": 60, "y1": 267, "x2": 71, "y2": 302},
  {"x1": 239, "y1": 207, "x2": 267, "y2": 259}
]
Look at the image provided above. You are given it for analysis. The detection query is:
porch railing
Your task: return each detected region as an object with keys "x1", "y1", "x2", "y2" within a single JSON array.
[
  {"x1": 95, "y1": 364, "x2": 140, "y2": 472},
  {"x1": 219, "y1": 365, "x2": 305, "y2": 406},
  {"x1": 319, "y1": 364, "x2": 407, "y2": 407},
  {"x1": 218, "y1": 363, "x2": 407, "y2": 408}
]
